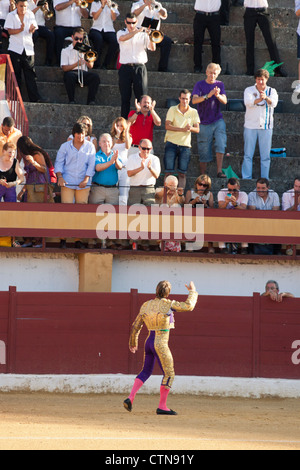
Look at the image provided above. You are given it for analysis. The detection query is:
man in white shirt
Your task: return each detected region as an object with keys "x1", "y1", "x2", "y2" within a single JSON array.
[
  {"x1": 131, "y1": 0, "x2": 172, "y2": 72},
  {"x1": 193, "y1": 0, "x2": 221, "y2": 74},
  {"x1": 242, "y1": 68, "x2": 278, "y2": 180},
  {"x1": 282, "y1": 178, "x2": 300, "y2": 212},
  {"x1": 53, "y1": 0, "x2": 89, "y2": 63},
  {"x1": 60, "y1": 26, "x2": 100, "y2": 104},
  {"x1": 117, "y1": 12, "x2": 156, "y2": 119},
  {"x1": 28, "y1": 0, "x2": 55, "y2": 66},
  {"x1": 244, "y1": 0, "x2": 286, "y2": 77},
  {"x1": 88, "y1": 0, "x2": 119, "y2": 70},
  {"x1": 5, "y1": 0, "x2": 44, "y2": 102}
]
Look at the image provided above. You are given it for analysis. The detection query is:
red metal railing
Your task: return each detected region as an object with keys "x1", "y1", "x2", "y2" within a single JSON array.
[{"x1": 1, "y1": 54, "x2": 29, "y2": 136}]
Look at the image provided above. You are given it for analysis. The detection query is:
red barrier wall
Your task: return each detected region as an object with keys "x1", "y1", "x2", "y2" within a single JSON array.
[{"x1": 0, "y1": 287, "x2": 300, "y2": 379}]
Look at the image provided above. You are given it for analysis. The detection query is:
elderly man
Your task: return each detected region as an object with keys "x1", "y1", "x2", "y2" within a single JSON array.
[
  {"x1": 128, "y1": 95, "x2": 161, "y2": 155},
  {"x1": 242, "y1": 69, "x2": 278, "y2": 180},
  {"x1": 262, "y1": 280, "x2": 294, "y2": 302}
]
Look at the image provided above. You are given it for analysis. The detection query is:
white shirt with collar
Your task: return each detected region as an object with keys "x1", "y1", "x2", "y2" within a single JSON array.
[
  {"x1": 117, "y1": 28, "x2": 151, "y2": 65},
  {"x1": 90, "y1": 3, "x2": 119, "y2": 33},
  {"x1": 131, "y1": 0, "x2": 167, "y2": 29},
  {"x1": 244, "y1": 0, "x2": 268, "y2": 8},
  {"x1": 28, "y1": 0, "x2": 45, "y2": 27},
  {"x1": 0, "y1": 0, "x2": 11, "y2": 21},
  {"x1": 60, "y1": 43, "x2": 88, "y2": 71},
  {"x1": 127, "y1": 152, "x2": 161, "y2": 186},
  {"x1": 282, "y1": 189, "x2": 300, "y2": 211},
  {"x1": 53, "y1": 0, "x2": 82, "y2": 27},
  {"x1": 4, "y1": 9, "x2": 38, "y2": 55},
  {"x1": 194, "y1": 0, "x2": 221, "y2": 13},
  {"x1": 244, "y1": 84, "x2": 278, "y2": 130}
]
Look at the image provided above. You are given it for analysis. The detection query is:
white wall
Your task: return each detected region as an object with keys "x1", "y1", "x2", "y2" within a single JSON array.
[
  {"x1": 112, "y1": 256, "x2": 300, "y2": 297},
  {"x1": 0, "y1": 254, "x2": 79, "y2": 292}
]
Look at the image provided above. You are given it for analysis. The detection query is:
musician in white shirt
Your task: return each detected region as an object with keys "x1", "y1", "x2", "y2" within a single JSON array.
[
  {"x1": 117, "y1": 12, "x2": 156, "y2": 119},
  {"x1": 60, "y1": 27, "x2": 100, "y2": 104},
  {"x1": 53, "y1": 0, "x2": 89, "y2": 63},
  {"x1": 131, "y1": 0, "x2": 172, "y2": 72},
  {"x1": 28, "y1": 0, "x2": 55, "y2": 66},
  {"x1": 0, "y1": 0, "x2": 15, "y2": 53},
  {"x1": 244, "y1": 0, "x2": 286, "y2": 77},
  {"x1": 88, "y1": 0, "x2": 119, "y2": 69}
]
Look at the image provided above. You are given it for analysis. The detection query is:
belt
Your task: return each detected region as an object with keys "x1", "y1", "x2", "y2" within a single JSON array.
[
  {"x1": 196, "y1": 10, "x2": 219, "y2": 16},
  {"x1": 132, "y1": 185, "x2": 155, "y2": 188},
  {"x1": 124, "y1": 63, "x2": 145, "y2": 67},
  {"x1": 94, "y1": 183, "x2": 117, "y2": 188},
  {"x1": 246, "y1": 7, "x2": 267, "y2": 13}
]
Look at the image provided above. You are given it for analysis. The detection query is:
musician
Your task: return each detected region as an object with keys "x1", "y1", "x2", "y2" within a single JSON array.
[
  {"x1": 60, "y1": 26, "x2": 100, "y2": 104},
  {"x1": 117, "y1": 12, "x2": 156, "y2": 119},
  {"x1": 0, "y1": 0, "x2": 15, "y2": 53},
  {"x1": 53, "y1": 0, "x2": 89, "y2": 63},
  {"x1": 4, "y1": 0, "x2": 44, "y2": 102},
  {"x1": 88, "y1": 0, "x2": 119, "y2": 70},
  {"x1": 131, "y1": 0, "x2": 172, "y2": 72},
  {"x1": 28, "y1": 0, "x2": 55, "y2": 66}
]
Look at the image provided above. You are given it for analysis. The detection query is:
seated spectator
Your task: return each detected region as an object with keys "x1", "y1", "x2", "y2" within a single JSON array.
[
  {"x1": 155, "y1": 175, "x2": 184, "y2": 253},
  {"x1": 248, "y1": 178, "x2": 280, "y2": 255},
  {"x1": 55, "y1": 122, "x2": 96, "y2": 249},
  {"x1": 29, "y1": 0, "x2": 55, "y2": 66},
  {"x1": 88, "y1": 0, "x2": 119, "y2": 70},
  {"x1": 0, "y1": 0, "x2": 14, "y2": 54},
  {"x1": 242, "y1": 69, "x2": 278, "y2": 180},
  {"x1": 111, "y1": 117, "x2": 132, "y2": 206},
  {"x1": 282, "y1": 177, "x2": 300, "y2": 256},
  {"x1": 68, "y1": 115, "x2": 98, "y2": 151},
  {"x1": 0, "y1": 117, "x2": 22, "y2": 155},
  {"x1": 192, "y1": 63, "x2": 227, "y2": 178},
  {"x1": 262, "y1": 280, "x2": 295, "y2": 302},
  {"x1": 218, "y1": 177, "x2": 248, "y2": 255},
  {"x1": 60, "y1": 27, "x2": 100, "y2": 105},
  {"x1": 0, "y1": 142, "x2": 24, "y2": 202},
  {"x1": 127, "y1": 96, "x2": 161, "y2": 156},
  {"x1": 185, "y1": 174, "x2": 214, "y2": 253},
  {"x1": 127, "y1": 138, "x2": 161, "y2": 251},
  {"x1": 164, "y1": 89, "x2": 200, "y2": 190}
]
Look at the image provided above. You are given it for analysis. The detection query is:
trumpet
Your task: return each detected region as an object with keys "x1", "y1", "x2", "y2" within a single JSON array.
[
  {"x1": 106, "y1": 0, "x2": 118, "y2": 9},
  {"x1": 37, "y1": 0, "x2": 54, "y2": 20},
  {"x1": 151, "y1": 1, "x2": 162, "y2": 9},
  {"x1": 80, "y1": 0, "x2": 89, "y2": 8}
]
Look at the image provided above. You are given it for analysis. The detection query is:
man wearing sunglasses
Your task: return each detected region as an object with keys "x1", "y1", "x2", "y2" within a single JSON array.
[
  {"x1": 117, "y1": 12, "x2": 156, "y2": 119},
  {"x1": 60, "y1": 27, "x2": 100, "y2": 104}
]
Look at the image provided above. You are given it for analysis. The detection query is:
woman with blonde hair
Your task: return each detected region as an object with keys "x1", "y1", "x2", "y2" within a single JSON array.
[
  {"x1": 111, "y1": 117, "x2": 132, "y2": 205},
  {"x1": 185, "y1": 174, "x2": 215, "y2": 254}
]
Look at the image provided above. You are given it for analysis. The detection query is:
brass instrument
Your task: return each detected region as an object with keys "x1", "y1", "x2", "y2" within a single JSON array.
[
  {"x1": 84, "y1": 50, "x2": 98, "y2": 63},
  {"x1": 74, "y1": 35, "x2": 98, "y2": 87},
  {"x1": 149, "y1": 29, "x2": 164, "y2": 44},
  {"x1": 80, "y1": 0, "x2": 89, "y2": 8},
  {"x1": 37, "y1": 0, "x2": 54, "y2": 20},
  {"x1": 106, "y1": 0, "x2": 118, "y2": 9}
]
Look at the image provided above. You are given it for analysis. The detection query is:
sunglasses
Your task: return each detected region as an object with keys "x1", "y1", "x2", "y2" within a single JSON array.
[
  {"x1": 74, "y1": 37, "x2": 83, "y2": 42},
  {"x1": 126, "y1": 21, "x2": 137, "y2": 25},
  {"x1": 140, "y1": 147, "x2": 152, "y2": 151},
  {"x1": 197, "y1": 183, "x2": 209, "y2": 188}
]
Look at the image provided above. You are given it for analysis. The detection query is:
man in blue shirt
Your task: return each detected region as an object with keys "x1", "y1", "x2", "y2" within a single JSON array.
[{"x1": 89, "y1": 133, "x2": 122, "y2": 205}]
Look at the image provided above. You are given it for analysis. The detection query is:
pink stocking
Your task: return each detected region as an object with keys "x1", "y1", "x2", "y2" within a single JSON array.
[
  {"x1": 158, "y1": 385, "x2": 171, "y2": 411},
  {"x1": 128, "y1": 378, "x2": 144, "y2": 402}
]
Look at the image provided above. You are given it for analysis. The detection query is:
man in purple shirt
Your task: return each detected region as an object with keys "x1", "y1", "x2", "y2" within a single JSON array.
[{"x1": 192, "y1": 62, "x2": 227, "y2": 177}]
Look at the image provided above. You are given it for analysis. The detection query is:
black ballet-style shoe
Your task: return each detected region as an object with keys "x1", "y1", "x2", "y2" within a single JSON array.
[
  {"x1": 123, "y1": 398, "x2": 132, "y2": 412},
  {"x1": 156, "y1": 408, "x2": 178, "y2": 415}
]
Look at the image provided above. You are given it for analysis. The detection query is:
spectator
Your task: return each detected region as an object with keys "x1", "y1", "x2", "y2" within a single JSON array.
[
  {"x1": 155, "y1": 175, "x2": 184, "y2": 252},
  {"x1": 244, "y1": 0, "x2": 286, "y2": 77},
  {"x1": 127, "y1": 95, "x2": 161, "y2": 156},
  {"x1": 218, "y1": 177, "x2": 248, "y2": 255},
  {"x1": 55, "y1": 122, "x2": 96, "y2": 249},
  {"x1": 0, "y1": 142, "x2": 24, "y2": 202},
  {"x1": 193, "y1": 0, "x2": 221, "y2": 74},
  {"x1": 0, "y1": 0, "x2": 15, "y2": 54},
  {"x1": 117, "y1": 12, "x2": 156, "y2": 119},
  {"x1": 248, "y1": 178, "x2": 280, "y2": 255},
  {"x1": 61, "y1": 27, "x2": 100, "y2": 105},
  {"x1": 111, "y1": 117, "x2": 132, "y2": 206},
  {"x1": 192, "y1": 63, "x2": 227, "y2": 178},
  {"x1": 282, "y1": 177, "x2": 300, "y2": 212},
  {"x1": 242, "y1": 69, "x2": 278, "y2": 180},
  {"x1": 185, "y1": 174, "x2": 214, "y2": 253},
  {"x1": 68, "y1": 115, "x2": 98, "y2": 151},
  {"x1": 17, "y1": 136, "x2": 55, "y2": 248},
  {"x1": 29, "y1": 0, "x2": 55, "y2": 66},
  {"x1": 88, "y1": 0, "x2": 119, "y2": 70},
  {"x1": 296, "y1": 1, "x2": 300, "y2": 93},
  {"x1": 53, "y1": 0, "x2": 89, "y2": 62},
  {"x1": 127, "y1": 138, "x2": 161, "y2": 250},
  {"x1": 164, "y1": 89, "x2": 200, "y2": 190},
  {"x1": 0, "y1": 117, "x2": 22, "y2": 155},
  {"x1": 131, "y1": 0, "x2": 172, "y2": 73},
  {"x1": 4, "y1": 0, "x2": 45, "y2": 103},
  {"x1": 262, "y1": 280, "x2": 295, "y2": 302}
]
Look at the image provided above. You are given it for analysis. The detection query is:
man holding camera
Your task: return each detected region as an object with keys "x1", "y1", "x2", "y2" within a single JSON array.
[{"x1": 60, "y1": 26, "x2": 100, "y2": 104}]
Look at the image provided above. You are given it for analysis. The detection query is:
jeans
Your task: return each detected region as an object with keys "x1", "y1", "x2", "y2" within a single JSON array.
[
  {"x1": 197, "y1": 119, "x2": 227, "y2": 162},
  {"x1": 164, "y1": 141, "x2": 191, "y2": 174},
  {"x1": 242, "y1": 127, "x2": 273, "y2": 179}
]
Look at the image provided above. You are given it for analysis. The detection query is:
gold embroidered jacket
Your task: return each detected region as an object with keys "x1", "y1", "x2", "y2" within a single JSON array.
[{"x1": 129, "y1": 290, "x2": 198, "y2": 348}]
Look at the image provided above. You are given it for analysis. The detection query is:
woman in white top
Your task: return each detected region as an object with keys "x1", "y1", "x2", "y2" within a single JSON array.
[
  {"x1": 111, "y1": 116, "x2": 132, "y2": 205},
  {"x1": 88, "y1": 0, "x2": 119, "y2": 69}
]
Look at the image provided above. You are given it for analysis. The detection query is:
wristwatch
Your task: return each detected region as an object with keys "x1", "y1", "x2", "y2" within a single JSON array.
[{"x1": 204, "y1": 94, "x2": 209, "y2": 100}]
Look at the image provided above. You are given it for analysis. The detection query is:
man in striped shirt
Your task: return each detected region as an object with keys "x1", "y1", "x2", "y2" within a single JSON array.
[{"x1": 242, "y1": 69, "x2": 278, "y2": 180}]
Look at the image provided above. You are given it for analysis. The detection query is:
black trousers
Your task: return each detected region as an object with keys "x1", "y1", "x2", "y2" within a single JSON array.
[
  {"x1": 157, "y1": 35, "x2": 172, "y2": 72},
  {"x1": 9, "y1": 50, "x2": 41, "y2": 102},
  {"x1": 119, "y1": 63, "x2": 148, "y2": 119},
  {"x1": 33, "y1": 26, "x2": 55, "y2": 66},
  {"x1": 220, "y1": 0, "x2": 230, "y2": 25},
  {"x1": 193, "y1": 12, "x2": 221, "y2": 70},
  {"x1": 88, "y1": 29, "x2": 119, "y2": 69},
  {"x1": 244, "y1": 8, "x2": 282, "y2": 75},
  {"x1": 64, "y1": 70, "x2": 100, "y2": 103}
]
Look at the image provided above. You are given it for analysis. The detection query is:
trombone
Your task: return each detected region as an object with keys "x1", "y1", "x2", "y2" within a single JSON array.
[{"x1": 74, "y1": 35, "x2": 98, "y2": 86}]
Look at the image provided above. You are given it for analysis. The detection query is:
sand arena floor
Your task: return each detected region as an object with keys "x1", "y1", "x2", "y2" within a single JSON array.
[{"x1": 0, "y1": 392, "x2": 299, "y2": 450}]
